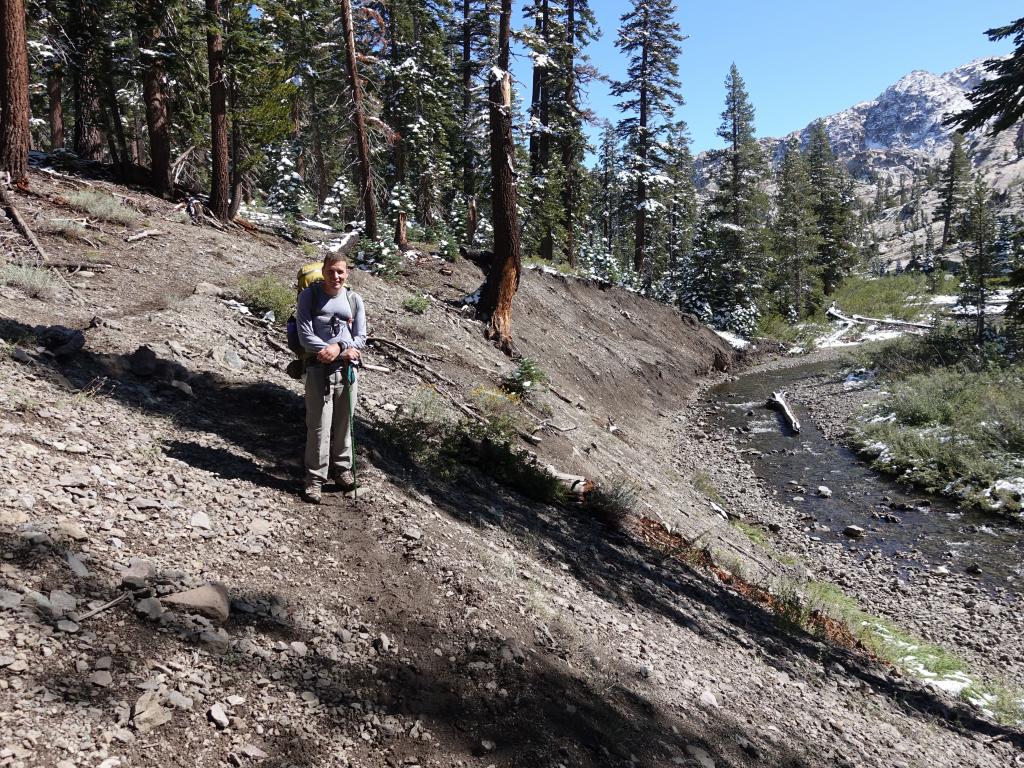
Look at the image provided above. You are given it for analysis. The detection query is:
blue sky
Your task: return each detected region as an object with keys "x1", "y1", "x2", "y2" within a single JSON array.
[{"x1": 509, "y1": 0, "x2": 1015, "y2": 154}]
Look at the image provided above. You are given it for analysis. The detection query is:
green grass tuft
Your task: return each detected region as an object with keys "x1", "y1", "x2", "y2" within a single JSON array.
[{"x1": 238, "y1": 275, "x2": 294, "y2": 323}]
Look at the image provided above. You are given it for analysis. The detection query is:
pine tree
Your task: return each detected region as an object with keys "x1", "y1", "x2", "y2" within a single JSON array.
[
  {"x1": 958, "y1": 176, "x2": 997, "y2": 342},
  {"x1": 610, "y1": 0, "x2": 684, "y2": 275},
  {"x1": 947, "y1": 18, "x2": 1024, "y2": 135},
  {"x1": 771, "y1": 137, "x2": 821, "y2": 318},
  {"x1": 705, "y1": 63, "x2": 769, "y2": 334},
  {"x1": 935, "y1": 132, "x2": 971, "y2": 251},
  {"x1": 659, "y1": 120, "x2": 697, "y2": 304},
  {"x1": 804, "y1": 119, "x2": 854, "y2": 294},
  {"x1": 1, "y1": 0, "x2": 31, "y2": 182}
]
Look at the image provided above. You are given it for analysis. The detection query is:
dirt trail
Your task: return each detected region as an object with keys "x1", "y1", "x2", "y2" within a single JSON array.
[{"x1": 0, "y1": 171, "x2": 1021, "y2": 768}]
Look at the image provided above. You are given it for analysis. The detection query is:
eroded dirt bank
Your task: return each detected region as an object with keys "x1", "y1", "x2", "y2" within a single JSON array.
[{"x1": 1, "y1": 172, "x2": 1021, "y2": 768}]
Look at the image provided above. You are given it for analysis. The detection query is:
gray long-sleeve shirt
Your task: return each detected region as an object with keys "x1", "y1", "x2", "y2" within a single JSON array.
[{"x1": 296, "y1": 284, "x2": 366, "y2": 369}]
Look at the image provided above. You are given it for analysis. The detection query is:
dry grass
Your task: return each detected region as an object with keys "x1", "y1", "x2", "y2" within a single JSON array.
[
  {"x1": 65, "y1": 190, "x2": 140, "y2": 225},
  {"x1": 1, "y1": 264, "x2": 58, "y2": 300}
]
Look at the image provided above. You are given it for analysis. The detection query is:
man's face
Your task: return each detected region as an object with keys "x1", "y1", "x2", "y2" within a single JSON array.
[{"x1": 323, "y1": 260, "x2": 348, "y2": 295}]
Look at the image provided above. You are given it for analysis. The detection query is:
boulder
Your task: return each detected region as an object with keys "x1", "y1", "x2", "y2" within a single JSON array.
[{"x1": 163, "y1": 583, "x2": 230, "y2": 623}]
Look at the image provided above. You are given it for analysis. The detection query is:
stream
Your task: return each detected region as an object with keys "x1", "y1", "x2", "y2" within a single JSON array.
[{"x1": 708, "y1": 360, "x2": 1023, "y2": 596}]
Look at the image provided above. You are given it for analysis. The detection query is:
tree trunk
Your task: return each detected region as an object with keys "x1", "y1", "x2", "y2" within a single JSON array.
[
  {"x1": 395, "y1": 211, "x2": 409, "y2": 251},
  {"x1": 560, "y1": 0, "x2": 576, "y2": 266},
  {"x1": 47, "y1": 69, "x2": 63, "y2": 150},
  {"x1": 205, "y1": 0, "x2": 230, "y2": 221},
  {"x1": 476, "y1": 0, "x2": 520, "y2": 356},
  {"x1": 527, "y1": 12, "x2": 542, "y2": 175},
  {"x1": 227, "y1": 77, "x2": 243, "y2": 220},
  {"x1": 139, "y1": 3, "x2": 171, "y2": 196},
  {"x1": 341, "y1": 0, "x2": 378, "y2": 239},
  {"x1": 101, "y1": 47, "x2": 130, "y2": 179},
  {"x1": 45, "y1": 0, "x2": 63, "y2": 150},
  {"x1": 634, "y1": 47, "x2": 649, "y2": 274},
  {"x1": 461, "y1": 0, "x2": 474, "y2": 200},
  {"x1": 0, "y1": 0, "x2": 30, "y2": 183},
  {"x1": 309, "y1": 78, "x2": 328, "y2": 207}
]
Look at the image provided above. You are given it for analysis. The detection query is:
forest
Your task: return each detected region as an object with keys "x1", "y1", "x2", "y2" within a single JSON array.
[{"x1": 1, "y1": 0, "x2": 1023, "y2": 343}]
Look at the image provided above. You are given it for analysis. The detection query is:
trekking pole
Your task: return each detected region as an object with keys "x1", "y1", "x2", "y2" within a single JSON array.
[{"x1": 346, "y1": 360, "x2": 358, "y2": 502}]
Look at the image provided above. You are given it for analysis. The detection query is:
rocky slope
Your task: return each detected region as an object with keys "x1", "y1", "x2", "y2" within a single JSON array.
[{"x1": 1, "y1": 171, "x2": 1022, "y2": 767}]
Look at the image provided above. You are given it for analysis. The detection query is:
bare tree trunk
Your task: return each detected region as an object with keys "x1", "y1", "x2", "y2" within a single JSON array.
[
  {"x1": 309, "y1": 77, "x2": 328, "y2": 207},
  {"x1": 139, "y1": 2, "x2": 171, "y2": 196},
  {"x1": 227, "y1": 76, "x2": 243, "y2": 220},
  {"x1": 340, "y1": 0, "x2": 377, "y2": 239},
  {"x1": 461, "y1": 0, "x2": 474, "y2": 201},
  {"x1": 560, "y1": 0, "x2": 576, "y2": 266},
  {"x1": 206, "y1": 0, "x2": 230, "y2": 221},
  {"x1": 476, "y1": 0, "x2": 520, "y2": 356},
  {"x1": 0, "y1": 0, "x2": 30, "y2": 183},
  {"x1": 45, "y1": 0, "x2": 64, "y2": 151},
  {"x1": 395, "y1": 211, "x2": 409, "y2": 251},
  {"x1": 101, "y1": 47, "x2": 130, "y2": 179},
  {"x1": 467, "y1": 196, "x2": 478, "y2": 244},
  {"x1": 47, "y1": 69, "x2": 63, "y2": 150},
  {"x1": 71, "y1": 2, "x2": 103, "y2": 161}
]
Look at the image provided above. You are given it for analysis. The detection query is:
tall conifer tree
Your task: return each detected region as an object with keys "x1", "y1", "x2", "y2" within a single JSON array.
[{"x1": 610, "y1": 0, "x2": 684, "y2": 276}]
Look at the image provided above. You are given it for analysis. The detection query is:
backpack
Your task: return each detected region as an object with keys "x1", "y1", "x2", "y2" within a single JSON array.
[{"x1": 285, "y1": 261, "x2": 357, "y2": 379}]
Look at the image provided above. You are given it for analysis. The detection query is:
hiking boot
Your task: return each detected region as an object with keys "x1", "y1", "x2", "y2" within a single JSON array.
[
  {"x1": 302, "y1": 481, "x2": 322, "y2": 504},
  {"x1": 333, "y1": 469, "x2": 356, "y2": 491}
]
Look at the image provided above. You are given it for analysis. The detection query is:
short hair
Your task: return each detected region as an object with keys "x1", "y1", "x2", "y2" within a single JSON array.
[{"x1": 323, "y1": 252, "x2": 348, "y2": 269}]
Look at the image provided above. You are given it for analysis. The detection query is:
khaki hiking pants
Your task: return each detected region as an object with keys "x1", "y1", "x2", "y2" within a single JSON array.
[{"x1": 304, "y1": 364, "x2": 358, "y2": 483}]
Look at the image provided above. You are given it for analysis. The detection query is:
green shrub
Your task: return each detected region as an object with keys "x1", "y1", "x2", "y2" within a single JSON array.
[
  {"x1": 1, "y1": 264, "x2": 57, "y2": 300},
  {"x1": 402, "y1": 294, "x2": 430, "y2": 314},
  {"x1": 501, "y1": 358, "x2": 547, "y2": 397},
  {"x1": 852, "y1": 363, "x2": 1024, "y2": 512},
  {"x1": 238, "y1": 275, "x2": 294, "y2": 323},
  {"x1": 374, "y1": 387, "x2": 564, "y2": 505},
  {"x1": 467, "y1": 387, "x2": 522, "y2": 443},
  {"x1": 585, "y1": 476, "x2": 638, "y2": 529},
  {"x1": 65, "y1": 190, "x2": 140, "y2": 225}
]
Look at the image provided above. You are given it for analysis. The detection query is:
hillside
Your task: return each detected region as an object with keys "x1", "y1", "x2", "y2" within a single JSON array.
[{"x1": 1, "y1": 171, "x2": 1022, "y2": 767}]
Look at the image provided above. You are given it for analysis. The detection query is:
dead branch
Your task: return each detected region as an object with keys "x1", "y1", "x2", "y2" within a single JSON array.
[
  {"x1": 77, "y1": 592, "x2": 130, "y2": 621},
  {"x1": 126, "y1": 229, "x2": 166, "y2": 243},
  {"x1": 368, "y1": 335, "x2": 443, "y2": 362},
  {"x1": 1, "y1": 172, "x2": 50, "y2": 260}
]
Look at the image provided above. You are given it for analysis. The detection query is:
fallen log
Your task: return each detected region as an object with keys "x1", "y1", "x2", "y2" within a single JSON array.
[
  {"x1": 544, "y1": 465, "x2": 594, "y2": 500},
  {"x1": 850, "y1": 313, "x2": 933, "y2": 330},
  {"x1": 826, "y1": 303, "x2": 932, "y2": 330},
  {"x1": 767, "y1": 390, "x2": 801, "y2": 434},
  {"x1": 126, "y1": 229, "x2": 166, "y2": 243}
]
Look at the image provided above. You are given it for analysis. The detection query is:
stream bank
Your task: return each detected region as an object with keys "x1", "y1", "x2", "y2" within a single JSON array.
[{"x1": 689, "y1": 349, "x2": 1024, "y2": 694}]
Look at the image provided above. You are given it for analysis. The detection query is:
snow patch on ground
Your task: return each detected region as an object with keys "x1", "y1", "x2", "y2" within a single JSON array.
[{"x1": 713, "y1": 329, "x2": 750, "y2": 349}]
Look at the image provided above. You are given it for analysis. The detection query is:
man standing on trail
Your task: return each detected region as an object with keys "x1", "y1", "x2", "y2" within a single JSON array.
[{"x1": 296, "y1": 253, "x2": 366, "y2": 503}]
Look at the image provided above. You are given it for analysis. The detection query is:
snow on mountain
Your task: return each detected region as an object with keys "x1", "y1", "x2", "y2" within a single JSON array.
[
  {"x1": 788, "y1": 58, "x2": 1002, "y2": 178},
  {"x1": 698, "y1": 58, "x2": 1011, "y2": 184}
]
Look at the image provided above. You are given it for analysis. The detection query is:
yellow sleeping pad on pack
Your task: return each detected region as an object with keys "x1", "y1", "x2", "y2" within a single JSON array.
[{"x1": 296, "y1": 261, "x2": 324, "y2": 294}]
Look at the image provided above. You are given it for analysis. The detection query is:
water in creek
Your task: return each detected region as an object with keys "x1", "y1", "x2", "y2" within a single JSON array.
[{"x1": 708, "y1": 361, "x2": 1023, "y2": 594}]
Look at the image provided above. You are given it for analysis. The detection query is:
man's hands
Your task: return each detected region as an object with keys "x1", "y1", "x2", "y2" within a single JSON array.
[{"x1": 315, "y1": 343, "x2": 361, "y2": 364}]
